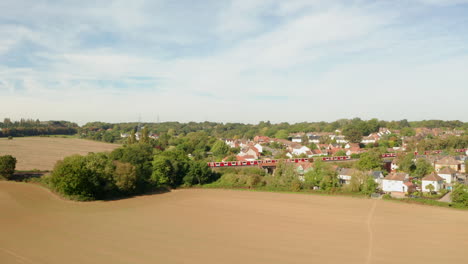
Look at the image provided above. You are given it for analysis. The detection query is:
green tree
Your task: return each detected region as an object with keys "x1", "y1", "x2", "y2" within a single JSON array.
[
  {"x1": 413, "y1": 158, "x2": 434, "y2": 178},
  {"x1": 362, "y1": 175, "x2": 378, "y2": 195},
  {"x1": 334, "y1": 149, "x2": 347, "y2": 157},
  {"x1": 0, "y1": 155, "x2": 16, "y2": 179},
  {"x1": 356, "y1": 150, "x2": 382, "y2": 170},
  {"x1": 127, "y1": 130, "x2": 137, "y2": 144},
  {"x1": 113, "y1": 161, "x2": 138, "y2": 193},
  {"x1": 401, "y1": 127, "x2": 415, "y2": 137},
  {"x1": 183, "y1": 161, "x2": 215, "y2": 186},
  {"x1": 275, "y1": 129, "x2": 289, "y2": 140},
  {"x1": 426, "y1": 183, "x2": 435, "y2": 194},
  {"x1": 397, "y1": 153, "x2": 416, "y2": 173},
  {"x1": 343, "y1": 127, "x2": 363, "y2": 143},
  {"x1": 50, "y1": 155, "x2": 107, "y2": 200},
  {"x1": 140, "y1": 126, "x2": 150, "y2": 144},
  {"x1": 211, "y1": 140, "x2": 230, "y2": 158},
  {"x1": 151, "y1": 149, "x2": 189, "y2": 187},
  {"x1": 451, "y1": 183, "x2": 468, "y2": 207},
  {"x1": 110, "y1": 143, "x2": 155, "y2": 189}
]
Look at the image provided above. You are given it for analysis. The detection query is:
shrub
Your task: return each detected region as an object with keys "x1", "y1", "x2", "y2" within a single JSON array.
[
  {"x1": 0, "y1": 155, "x2": 17, "y2": 180},
  {"x1": 382, "y1": 194, "x2": 392, "y2": 200},
  {"x1": 451, "y1": 184, "x2": 468, "y2": 208},
  {"x1": 113, "y1": 161, "x2": 138, "y2": 194}
]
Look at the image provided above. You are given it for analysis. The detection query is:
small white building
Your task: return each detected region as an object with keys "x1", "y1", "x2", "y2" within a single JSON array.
[
  {"x1": 382, "y1": 173, "x2": 409, "y2": 193},
  {"x1": 422, "y1": 172, "x2": 445, "y2": 193},
  {"x1": 438, "y1": 167, "x2": 457, "y2": 184},
  {"x1": 254, "y1": 143, "x2": 263, "y2": 153},
  {"x1": 369, "y1": 171, "x2": 385, "y2": 188},
  {"x1": 292, "y1": 136, "x2": 303, "y2": 143},
  {"x1": 291, "y1": 146, "x2": 312, "y2": 157},
  {"x1": 337, "y1": 168, "x2": 359, "y2": 185}
]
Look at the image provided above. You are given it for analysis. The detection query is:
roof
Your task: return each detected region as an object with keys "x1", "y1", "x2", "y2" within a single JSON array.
[
  {"x1": 384, "y1": 172, "x2": 408, "y2": 181},
  {"x1": 422, "y1": 172, "x2": 444, "y2": 182},
  {"x1": 439, "y1": 167, "x2": 457, "y2": 175},
  {"x1": 338, "y1": 168, "x2": 359, "y2": 176},
  {"x1": 436, "y1": 156, "x2": 461, "y2": 166},
  {"x1": 295, "y1": 162, "x2": 313, "y2": 170},
  {"x1": 369, "y1": 171, "x2": 383, "y2": 179},
  {"x1": 236, "y1": 155, "x2": 256, "y2": 161}
]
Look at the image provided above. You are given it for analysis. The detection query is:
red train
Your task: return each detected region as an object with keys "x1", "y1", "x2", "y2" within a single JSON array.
[
  {"x1": 207, "y1": 156, "x2": 351, "y2": 168},
  {"x1": 208, "y1": 149, "x2": 467, "y2": 168}
]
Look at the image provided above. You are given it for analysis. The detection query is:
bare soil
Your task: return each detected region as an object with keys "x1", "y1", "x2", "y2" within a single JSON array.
[
  {"x1": 1, "y1": 182, "x2": 467, "y2": 264},
  {"x1": 0, "y1": 137, "x2": 120, "y2": 171}
]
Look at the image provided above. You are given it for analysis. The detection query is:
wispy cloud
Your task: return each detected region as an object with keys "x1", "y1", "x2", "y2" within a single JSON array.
[{"x1": 0, "y1": 0, "x2": 467, "y2": 123}]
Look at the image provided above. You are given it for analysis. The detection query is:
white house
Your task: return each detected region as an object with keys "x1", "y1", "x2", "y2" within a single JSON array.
[
  {"x1": 292, "y1": 136, "x2": 303, "y2": 143},
  {"x1": 361, "y1": 136, "x2": 376, "y2": 144},
  {"x1": 291, "y1": 146, "x2": 312, "y2": 157},
  {"x1": 307, "y1": 134, "x2": 321, "y2": 144},
  {"x1": 334, "y1": 135, "x2": 348, "y2": 144},
  {"x1": 254, "y1": 143, "x2": 263, "y2": 153},
  {"x1": 238, "y1": 146, "x2": 259, "y2": 160},
  {"x1": 391, "y1": 160, "x2": 399, "y2": 171},
  {"x1": 369, "y1": 171, "x2": 385, "y2": 188},
  {"x1": 422, "y1": 172, "x2": 445, "y2": 193},
  {"x1": 438, "y1": 167, "x2": 457, "y2": 184},
  {"x1": 225, "y1": 139, "x2": 237, "y2": 148},
  {"x1": 382, "y1": 173, "x2": 409, "y2": 193},
  {"x1": 337, "y1": 168, "x2": 359, "y2": 185}
]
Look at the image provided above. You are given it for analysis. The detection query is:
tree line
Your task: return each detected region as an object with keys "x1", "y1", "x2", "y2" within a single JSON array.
[
  {"x1": 79, "y1": 118, "x2": 468, "y2": 143},
  {"x1": 0, "y1": 119, "x2": 78, "y2": 137}
]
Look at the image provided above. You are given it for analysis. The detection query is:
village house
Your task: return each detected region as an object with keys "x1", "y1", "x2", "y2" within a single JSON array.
[
  {"x1": 361, "y1": 134, "x2": 379, "y2": 144},
  {"x1": 254, "y1": 143, "x2": 263, "y2": 153},
  {"x1": 225, "y1": 139, "x2": 238, "y2": 148},
  {"x1": 434, "y1": 156, "x2": 462, "y2": 172},
  {"x1": 237, "y1": 146, "x2": 260, "y2": 160},
  {"x1": 438, "y1": 167, "x2": 457, "y2": 184},
  {"x1": 382, "y1": 172, "x2": 410, "y2": 193},
  {"x1": 149, "y1": 133, "x2": 159, "y2": 139},
  {"x1": 390, "y1": 160, "x2": 399, "y2": 171},
  {"x1": 295, "y1": 162, "x2": 313, "y2": 181},
  {"x1": 307, "y1": 133, "x2": 321, "y2": 144},
  {"x1": 330, "y1": 135, "x2": 348, "y2": 144},
  {"x1": 344, "y1": 143, "x2": 362, "y2": 155},
  {"x1": 369, "y1": 171, "x2": 385, "y2": 188},
  {"x1": 337, "y1": 168, "x2": 359, "y2": 185},
  {"x1": 421, "y1": 172, "x2": 445, "y2": 193},
  {"x1": 253, "y1": 136, "x2": 271, "y2": 144}
]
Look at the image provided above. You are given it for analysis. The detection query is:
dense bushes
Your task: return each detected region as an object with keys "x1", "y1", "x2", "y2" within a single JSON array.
[
  {"x1": 0, "y1": 155, "x2": 17, "y2": 179},
  {"x1": 451, "y1": 184, "x2": 468, "y2": 208},
  {"x1": 49, "y1": 144, "x2": 218, "y2": 200}
]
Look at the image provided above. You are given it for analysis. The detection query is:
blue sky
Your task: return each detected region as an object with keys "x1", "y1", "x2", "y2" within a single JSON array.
[{"x1": 1, "y1": 0, "x2": 468, "y2": 124}]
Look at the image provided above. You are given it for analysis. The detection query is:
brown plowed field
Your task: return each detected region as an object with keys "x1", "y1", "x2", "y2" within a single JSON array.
[
  {"x1": 0, "y1": 137, "x2": 120, "y2": 171},
  {"x1": 1, "y1": 182, "x2": 467, "y2": 264}
]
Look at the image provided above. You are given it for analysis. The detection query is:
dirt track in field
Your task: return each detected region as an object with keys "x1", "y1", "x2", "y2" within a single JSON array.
[
  {"x1": 1, "y1": 182, "x2": 467, "y2": 264},
  {"x1": 0, "y1": 137, "x2": 120, "y2": 171}
]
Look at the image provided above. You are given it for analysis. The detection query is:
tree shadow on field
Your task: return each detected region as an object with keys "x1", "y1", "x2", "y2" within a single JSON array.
[
  {"x1": 10, "y1": 172, "x2": 47, "y2": 182},
  {"x1": 101, "y1": 187, "x2": 172, "y2": 202}
]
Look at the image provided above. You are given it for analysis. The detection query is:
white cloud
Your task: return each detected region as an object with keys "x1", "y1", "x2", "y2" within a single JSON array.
[{"x1": 0, "y1": 0, "x2": 467, "y2": 123}]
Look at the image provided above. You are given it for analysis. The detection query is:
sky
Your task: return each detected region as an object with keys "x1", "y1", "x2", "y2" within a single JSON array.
[{"x1": 1, "y1": 0, "x2": 468, "y2": 125}]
